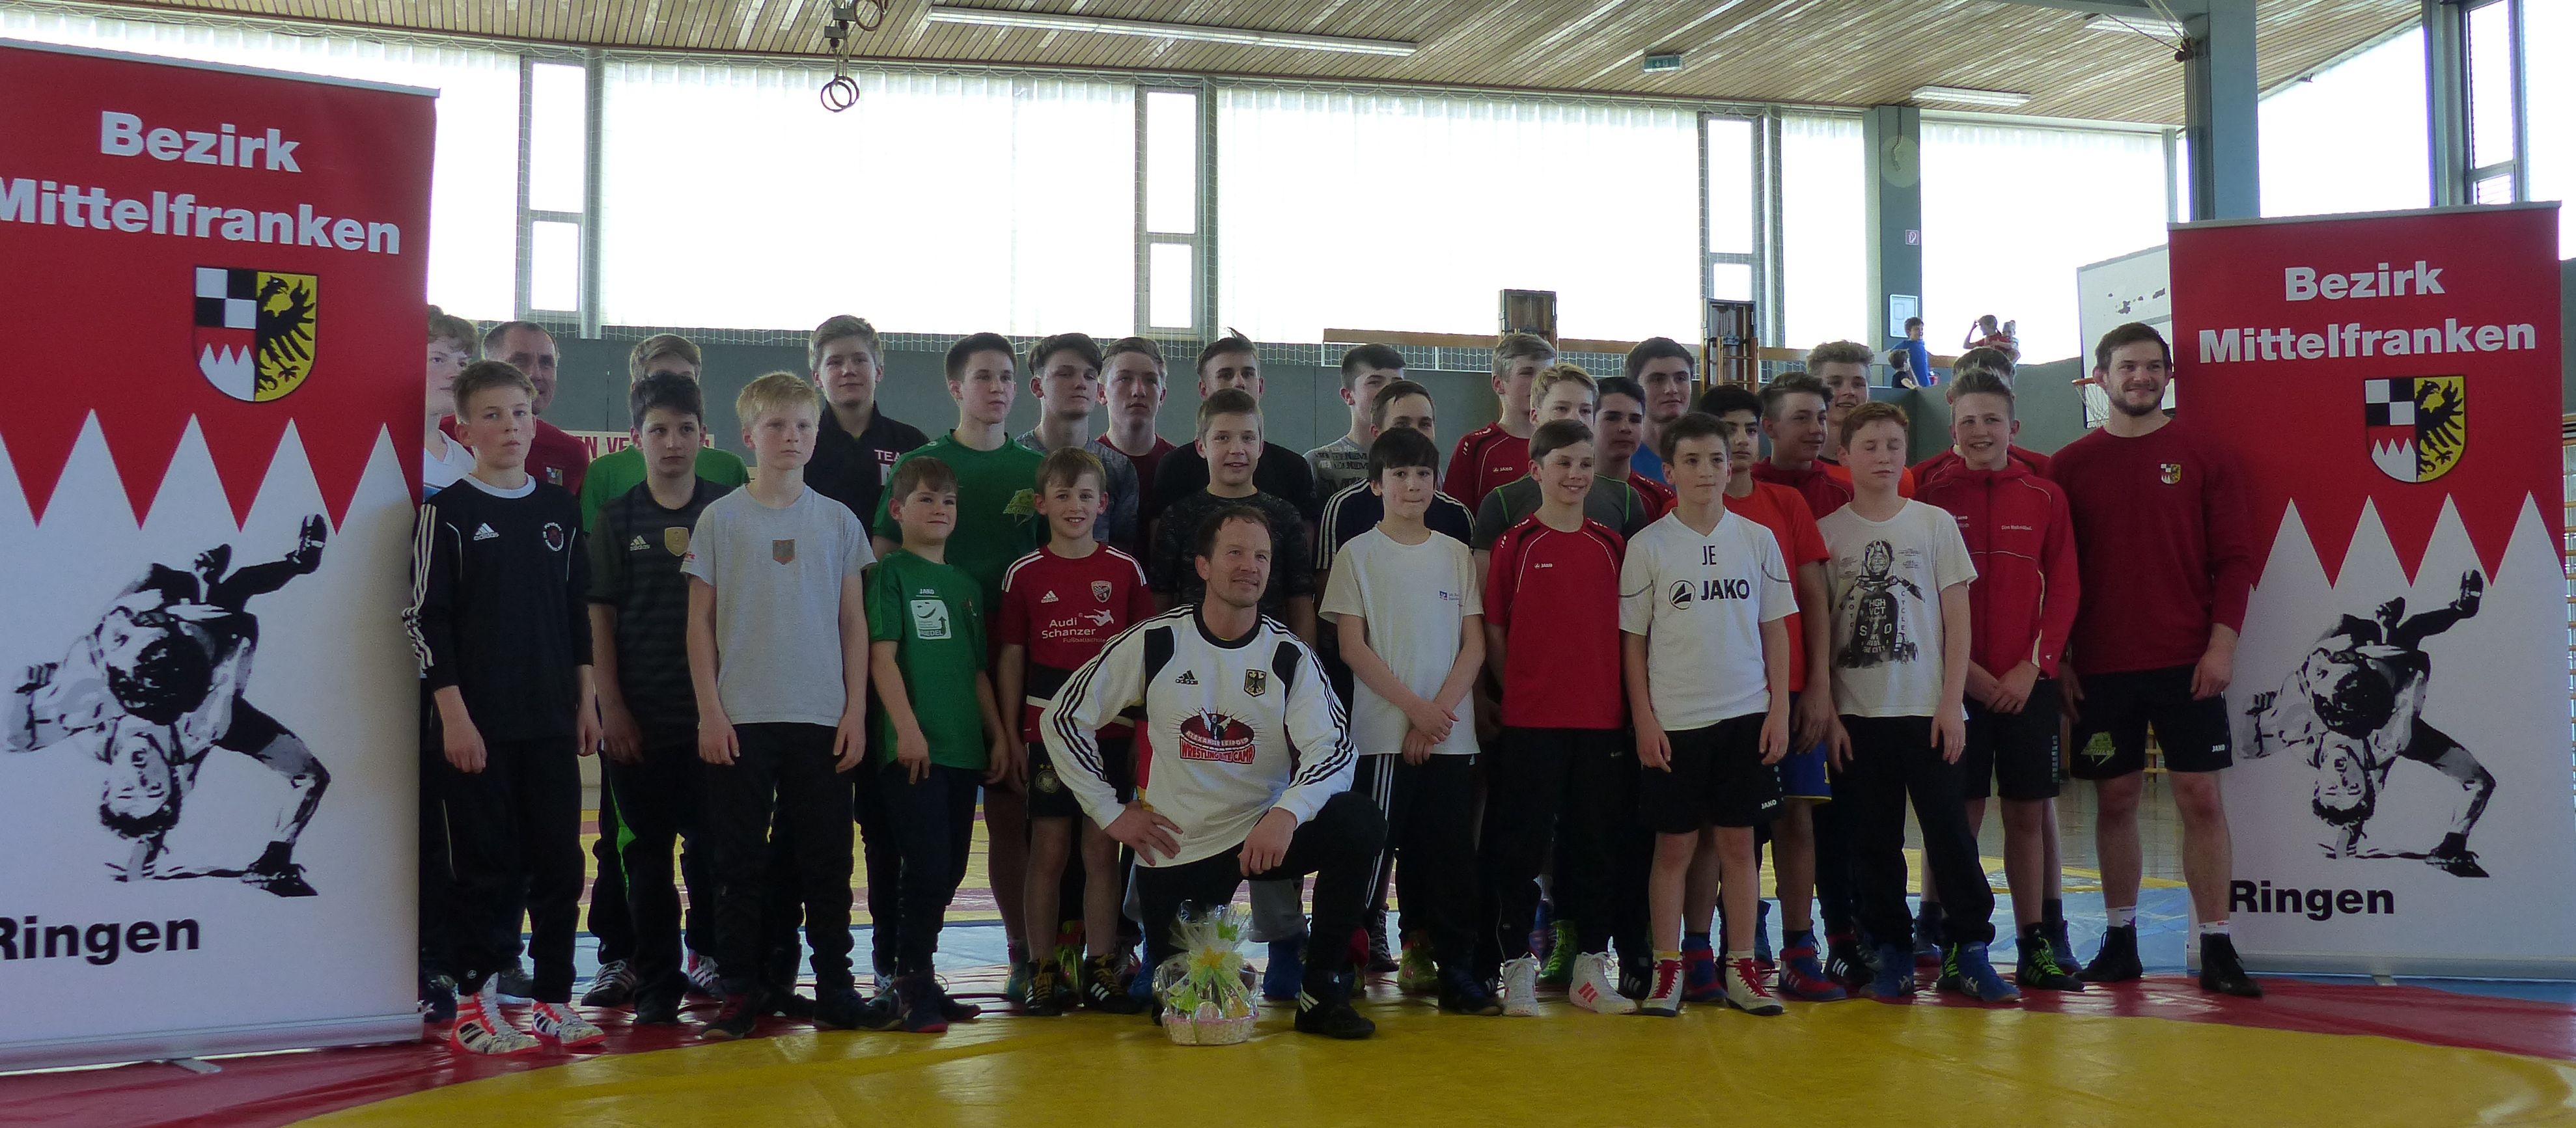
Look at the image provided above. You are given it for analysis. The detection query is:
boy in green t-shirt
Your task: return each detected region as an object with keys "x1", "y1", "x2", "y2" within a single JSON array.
[{"x1": 866, "y1": 454, "x2": 1014, "y2": 1034}]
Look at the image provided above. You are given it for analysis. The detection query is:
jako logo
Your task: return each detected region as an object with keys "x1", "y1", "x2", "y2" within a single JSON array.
[{"x1": 1670, "y1": 577, "x2": 1752, "y2": 607}]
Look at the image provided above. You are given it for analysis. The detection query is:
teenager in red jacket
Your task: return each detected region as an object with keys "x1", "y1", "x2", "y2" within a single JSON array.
[
  {"x1": 1911, "y1": 348, "x2": 2053, "y2": 488},
  {"x1": 1918, "y1": 369, "x2": 2083, "y2": 993}
]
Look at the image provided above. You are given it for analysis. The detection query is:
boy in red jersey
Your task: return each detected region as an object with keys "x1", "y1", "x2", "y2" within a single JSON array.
[
  {"x1": 999, "y1": 448, "x2": 1157, "y2": 1016},
  {"x1": 1917, "y1": 369, "x2": 2084, "y2": 992},
  {"x1": 1444, "y1": 333, "x2": 1555, "y2": 514},
  {"x1": 2049, "y1": 323, "x2": 2260, "y2": 998},
  {"x1": 1477, "y1": 420, "x2": 1636, "y2": 1017},
  {"x1": 1910, "y1": 348, "x2": 2052, "y2": 488}
]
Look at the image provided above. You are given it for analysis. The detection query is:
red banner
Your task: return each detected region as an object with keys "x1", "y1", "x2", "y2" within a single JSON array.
[
  {"x1": 2173, "y1": 206, "x2": 2562, "y2": 584},
  {"x1": 0, "y1": 42, "x2": 432, "y2": 526}
]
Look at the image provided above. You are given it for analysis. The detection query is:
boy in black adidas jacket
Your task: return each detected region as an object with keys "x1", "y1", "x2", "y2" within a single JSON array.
[{"x1": 406, "y1": 360, "x2": 605, "y2": 1055}]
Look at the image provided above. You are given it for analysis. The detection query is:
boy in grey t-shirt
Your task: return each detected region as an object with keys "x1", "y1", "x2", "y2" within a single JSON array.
[{"x1": 682, "y1": 374, "x2": 885, "y2": 1039}]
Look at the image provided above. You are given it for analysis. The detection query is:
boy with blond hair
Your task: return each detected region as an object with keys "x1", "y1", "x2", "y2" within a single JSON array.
[
  {"x1": 998, "y1": 448, "x2": 1156, "y2": 1015},
  {"x1": 685, "y1": 372, "x2": 883, "y2": 1039},
  {"x1": 1445, "y1": 332, "x2": 1555, "y2": 514}
]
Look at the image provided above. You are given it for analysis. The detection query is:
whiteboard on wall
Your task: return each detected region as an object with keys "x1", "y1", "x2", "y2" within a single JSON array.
[{"x1": 2075, "y1": 242, "x2": 2175, "y2": 427}]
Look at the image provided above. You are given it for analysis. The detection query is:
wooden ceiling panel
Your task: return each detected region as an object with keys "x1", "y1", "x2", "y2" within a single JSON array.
[{"x1": 72, "y1": 0, "x2": 2417, "y2": 124}]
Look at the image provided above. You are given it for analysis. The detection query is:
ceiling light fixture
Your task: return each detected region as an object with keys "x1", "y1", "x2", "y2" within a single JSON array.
[
  {"x1": 922, "y1": 4, "x2": 1419, "y2": 57},
  {"x1": 2083, "y1": 12, "x2": 2190, "y2": 40},
  {"x1": 1909, "y1": 85, "x2": 2033, "y2": 108}
]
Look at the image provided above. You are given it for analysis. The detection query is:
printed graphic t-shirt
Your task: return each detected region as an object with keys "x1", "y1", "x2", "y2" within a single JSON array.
[{"x1": 1817, "y1": 499, "x2": 1976, "y2": 719}]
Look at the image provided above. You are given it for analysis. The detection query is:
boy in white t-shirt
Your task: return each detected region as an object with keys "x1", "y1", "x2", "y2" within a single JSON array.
[
  {"x1": 1818, "y1": 402, "x2": 2017, "y2": 1005},
  {"x1": 1620, "y1": 413, "x2": 1793, "y2": 1018},
  {"x1": 1319, "y1": 428, "x2": 1497, "y2": 1017}
]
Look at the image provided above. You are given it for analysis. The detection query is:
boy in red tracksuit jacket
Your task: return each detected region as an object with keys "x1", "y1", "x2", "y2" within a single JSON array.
[{"x1": 1916, "y1": 369, "x2": 2082, "y2": 992}]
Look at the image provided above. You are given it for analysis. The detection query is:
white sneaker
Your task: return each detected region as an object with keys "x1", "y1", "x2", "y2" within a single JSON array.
[
  {"x1": 1500, "y1": 955, "x2": 1540, "y2": 1017},
  {"x1": 1723, "y1": 956, "x2": 1784, "y2": 1016},
  {"x1": 1640, "y1": 958, "x2": 1685, "y2": 1017},
  {"x1": 532, "y1": 1000, "x2": 607, "y2": 1047},
  {"x1": 449, "y1": 987, "x2": 541, "y2": 1055},
  {"x1": 1569, "y1": 952, "x2": 1637, "y2": 1014}
]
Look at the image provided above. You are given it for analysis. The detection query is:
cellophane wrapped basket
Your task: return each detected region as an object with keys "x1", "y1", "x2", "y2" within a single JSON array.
[{"x1": 1154, "y1": 903, "x2": 1258, "y2": 1045}]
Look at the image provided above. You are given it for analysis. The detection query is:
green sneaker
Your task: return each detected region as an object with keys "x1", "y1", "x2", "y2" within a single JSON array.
[
  {"x1": 1538, "y1": 920, "x2": 1579, "y2": 987},
  {"x1": 1052, "y1": 943, "x2": 1084, "y2": 1010},
  {"x1": 1396, "y1": 936, "x2": 1439, "y2": 996}
]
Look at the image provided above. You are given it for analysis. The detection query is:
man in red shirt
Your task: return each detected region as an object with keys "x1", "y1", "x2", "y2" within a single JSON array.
[
  {"x1": 1808, "y1": 341, "x2": 1916, "y2": 497},
  {"x1": 1911, "y1": 348, "x2": 2053, "y2": 488},
  {"x1": 1698, "y1": 383, "x2": 1846, "y2": 1002},
  {"x1": 1101, "y1": 337, "x2": 1174, "y2": 560},
  {"x1": 481, "y1": 321, "x2": 591, "y2": 495},
  {"x1": 1918, "y1": 369, "x2": 2084, "y2": 992},
  {"x1": 2049, "y1": 322, "x2": 2260, "y2": 998},
  {"x1": 1444, "y1": 333, "x2": 1554, "y2": 515},
  {"x1": 1478, "y1": 419, "x2": 1635, "y2": 1016},
  {"x1": 1594, "y1": 377, "x2": 1676, "y2": 519}
]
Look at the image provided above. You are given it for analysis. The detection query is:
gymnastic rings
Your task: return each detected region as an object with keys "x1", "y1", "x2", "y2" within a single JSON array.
[
  {"x1": 848, "y1": 0, "x2": 885, "y2": 31},
  {"x1": 820, "y1": 73, "x2": 861, "y2": 112}
]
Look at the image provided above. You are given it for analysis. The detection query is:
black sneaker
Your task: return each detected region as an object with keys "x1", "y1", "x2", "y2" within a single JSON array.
[
  {"x1": 243, "y1": 841, "x2": 318, "y2": 897},
  {"x1": 1365, "y1": 911, "x2": 1398, "y2": 974},
  {"x1": 1825, "y1": 934, "x2": 1875, "y2": 990},
  {"x1": 1293, "y1": 978, "x2": 1376, "y2": 1039},
  {"x1": 2015, "y1": 929, "x2": 2086, "y2": 992},
  {"x1": 895, "y1": 974, "x2": 949, "y2": 1034},
  {"x1": 2428, "y1": 833, "x2": 2489, "y2": 877},
  {"x1": 761, "y1": 985, "x2": 816, "y2": 1020},
  {"x1": 633, "y1": 991, "x2": 683, "y2": 1026},
  {"x1": 581, "y1": 959, "x2": 639, "y2": 1008},
  {"x1": 494, "y1": 963, "x2": 537, "y2": 1004},
  {"x1": 941, "y1": 994, "x2": 984, "y2": 1023},
  {"x1": 698, "y1": 987, "x2": 766, "y2": 1040},
  {"x1": 815, "y1": 985, "x2": 901, "y2": 1030},
  {"x1": 2077, "y1": 924, "x2": 2143, "y2": 984},
  {"x1": 1083, "y1": 955, "x2": 1143, "y2": 1015},
  {"x1": 1022, "y1": 960, "x2": 1066, "y2": 1017},
  {"x1": 1618, "y1": 957, "x2": 1653, "y2": 1003},
  {"x1": 419, "y1": 972, "x2": 458, "y2": 1025},
  {"x1": 1435, "y1": 968, "x2": 1503, "y2": 1017},
  {"x1": 2198, "y1": 935, "x2": 2263, "y2": 998}
]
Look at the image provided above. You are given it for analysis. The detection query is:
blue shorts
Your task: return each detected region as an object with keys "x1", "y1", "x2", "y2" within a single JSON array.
[{"x1": 1777, "y1": 693, "x2": 1831, "y2": 800}]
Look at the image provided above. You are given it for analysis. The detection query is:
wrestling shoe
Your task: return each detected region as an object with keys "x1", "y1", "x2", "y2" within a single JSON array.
[
  {"x1": 1396, "y1": 936, "x2": 1439, "y2": 996},
  {"x1": 1294, "y1": 977, "x2": 1376, "y2": 1039},
  {"x1": 494, "y1": 963, "x2": 536, "y2": 1004},
  {"x1": 762, "y1": 989, "x2": 816, "y2": 1020},
  {"x1": 814, "y1": 985, "x2": 900, "y2": 1031},
  {"x1": 1868, "y1": 943, "x2": 1917, "y2": 1000},
  {"x1": 2428, "y1": 834, "x2": 2489, "y2": 878},
  {"x1": 242, "y1": 842, "x2": 318, "y2": 897},
  {"x1": 2078, "y1": 924, "x2": 2144, "y2": 984},
  {"x1": 1942, "y1": 942, "x2": 2021, "y2": 1004},
  {"x1": 419, "y1": 972, "x2": 458, "y2": 1025},
  {"x1": 532, "y1": 1000, "x2": 607, "y2": 1047},
  {"x1": 1538, "y1": 920, "x2": 1579, "y2": 987},
  {"x1": 939, "y1": 991, "x2": 984, "y2": 1023},
  {"x1": 1638, "y1": 958, "x2": 1685, "y2": 1018},
  {"x1": 895, "y1": 974, "x2": 950, "y2": 1034},
  {"x1": 580, "y1": 959, "x2": 637, "y2": 1008},
  {"x1": 1724, "y1": 957, "x2": 1785, "y2": 1015},
  {"x1": 2015, "y1": 928, "x2": 2086, "y2": 992},
  {"x1": 1913, "y1": 903, "x2": 1945, "y2": 968},
  {"x1": 1753, "y1": 901, "x2": 1775, "y2": 971},
  {"x1": 1262, "y1": 937, "x2": 1306, "y2": 1002},
  {"x1": 1825, "y1": 933, "x2": 1875, "y2": 991},
  {"x1": 1366, "y1": 911, "x2": 1398, "y2": 974},
  {"x1": 1084, "y1": 954, "x2": 1143, "y2": 1014},
  {"x1": 1052, "y1": 943, "x2": 1085, "y2": 1010},
  {"x1": 1437, "y1": 967, "x2": 1503, "y2": 1016},
  {"x1": 1499, "y1": 955, "x2": 1540, "y2": 1017},
  {"x1": 1568, "y1": 952, "x2": 1637, "y2": 1014},
  {"x1": 1020, "y1": 960, "x2": 1065, "y2": 1017},
  {"x1": 1620, "y1": 956, "x2": 1655, "y2": 1003},
  {"x1": 683, "y1": 950, "x2": 723, "y2": 998},
  {"x1": 449, "y1": 987, "x2": 540, "y2": 1055},
  {"x1": 2048, "y1": 921, "x2": 2079, "y2": 978},
  {"x1": 1001, "y1": 960, "x2": 1033, "y2": 1007},
  {"x1": 2199, "y1": 935, "x2": 2264, "y2": 998},
  {"x1": 633, "y1": 990, "x2": 682, "y2": 1026},
  {"x1": 697, "y1": 987, "x2": 765, "y2": 1041},
  {"x1": 1680, "y1": 944, "x2": 1723, "y2": 1003},
  {"x1": 1775, "y1": 939, "x2": 1848, "y2": 1002}
]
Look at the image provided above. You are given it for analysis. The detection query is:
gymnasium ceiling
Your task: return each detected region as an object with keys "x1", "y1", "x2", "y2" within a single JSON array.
[{"x1": 91, "y1": 0, "x2": 2417, "y2": 123}]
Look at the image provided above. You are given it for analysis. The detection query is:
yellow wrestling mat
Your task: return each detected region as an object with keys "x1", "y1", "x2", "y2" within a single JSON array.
[{"x1": 306, "y1": 999, "x2": 2576, "y2": 1128}]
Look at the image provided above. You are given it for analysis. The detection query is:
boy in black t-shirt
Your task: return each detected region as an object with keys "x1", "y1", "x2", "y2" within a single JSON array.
[
  {"x1": 589, "y1": 374, "x2": 736, "y2": 1025},
  {"x1": 406, "y1": 361, "x2": 605, "y2": 1054}
]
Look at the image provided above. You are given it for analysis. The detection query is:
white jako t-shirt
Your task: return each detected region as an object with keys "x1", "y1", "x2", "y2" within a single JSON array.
[
  {"x1": 1618, "y1": 510, "x2": 1794, "y2": 729},
  {"x1": 1818, "y1": 499, "x2": 1978, "y2": 719},
  {"x1": 1319, "y1": 527, "x2": 1484, "y2": 756}
]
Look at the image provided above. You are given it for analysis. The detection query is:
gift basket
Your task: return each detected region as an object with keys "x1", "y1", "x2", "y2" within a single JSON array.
[{"x1": 1154, "y1": 903, "x2": 1258, "y2": 1045}]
